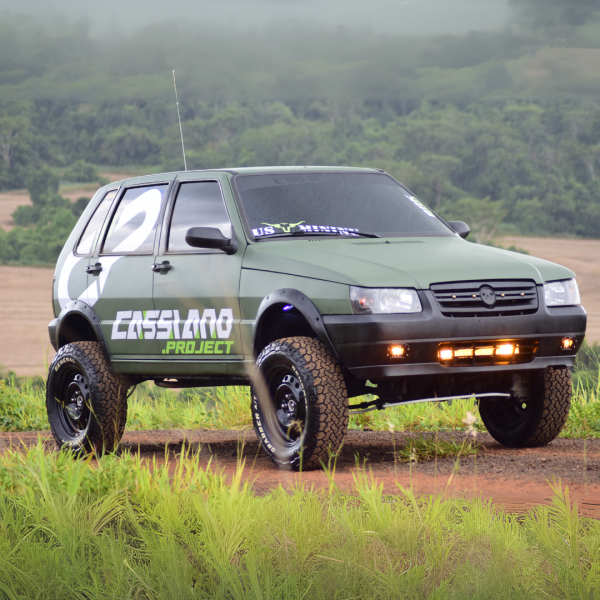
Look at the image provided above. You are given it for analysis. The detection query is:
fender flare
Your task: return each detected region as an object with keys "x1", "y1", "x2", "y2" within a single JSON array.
[
  {"x1": 252, "y1": 288, "x2": 339, "y2": 358},
  {"x1": 49, "y1": 300, "x2": 111, "y2": 358}
]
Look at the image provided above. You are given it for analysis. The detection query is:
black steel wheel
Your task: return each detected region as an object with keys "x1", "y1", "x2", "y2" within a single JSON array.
[
  {"x1": 46, "y1": 341, "x2": 128, "y2": 455},
  {"x1": 251, "y1": 336, "x2": 348, "y2": 471},
  {"x1": 479, "y1": 367, "x2": 572, "y2": 447}
]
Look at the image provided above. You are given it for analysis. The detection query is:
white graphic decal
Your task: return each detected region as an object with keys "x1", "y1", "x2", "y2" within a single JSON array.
[
  {"x1": 156, "y1": 310, "x2": 174, "y2": 340},
  {"x1": 77, "y1": 232, "x2": 95, "y2": 255},
  {"x1": 58, "y1": 253, "x2": 84, "y2": 311},
  {"x1": 59, "y1": 188, "x2": 163, "y2": 310},
  {"x1": 142, "y1": 310, "x2": 160, "y2": 340},
  {"x1": 127, "y1": 311, "x2": 144, "y2": 340},
  {"x1": 407, "y1": 195, "x2": 435, "y2": 218},
  {"x1": 252, "y1": 223, "x2": 360, "y2": 238},
  {"x1": 112, "y1": 310, "x2": 132, "y2": 340},
  {"x1": 111, "y1": 308, "x2": 236, "y2": 355},
  {"x1": 216, "y1": 308, "x2": 234, "y2": 339},
  {"x1": 182, "y1": 308, "x2": 218, "y2": 340}
]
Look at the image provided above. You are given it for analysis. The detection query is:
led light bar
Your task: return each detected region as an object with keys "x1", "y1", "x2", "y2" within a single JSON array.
[{"x1": 438, "y1": 340, "x2": 537, "y2": 366}]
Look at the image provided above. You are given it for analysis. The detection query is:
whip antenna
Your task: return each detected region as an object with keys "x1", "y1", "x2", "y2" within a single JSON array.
[{"x1": 172, "y1": 69, "x2": 187, "y2": 171}]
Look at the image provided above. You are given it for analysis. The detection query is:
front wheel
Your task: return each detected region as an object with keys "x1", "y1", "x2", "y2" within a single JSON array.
[
  {"x1": 251, "y1": 337, "x2": 349, "y2": 471},
  {"x1": 479, "y1": 366, "x2": 572, "y2": 447},
  {"x1": 46, "y1": 341, "x2": 128, "y2": 455}
]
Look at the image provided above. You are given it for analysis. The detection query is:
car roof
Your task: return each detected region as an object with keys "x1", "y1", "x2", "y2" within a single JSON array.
[{"x1": 107, "y1": 166, "x2": 383, "y2": 188}]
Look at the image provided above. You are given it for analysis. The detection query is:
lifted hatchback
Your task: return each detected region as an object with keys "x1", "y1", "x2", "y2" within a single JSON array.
[{"x1": 47, "y1": 167, "x2": 586, "y2": 469}]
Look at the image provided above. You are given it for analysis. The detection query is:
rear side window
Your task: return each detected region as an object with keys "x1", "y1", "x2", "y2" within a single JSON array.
[
  {"x1": 168, "y1": 181, "x2": 231, "y2": 253},
  {"x1": 102, "y1": 184, "x2": 167, "y2": 255},
  {"x1": 75, "y1": 190, "x2": 117, "y2": 256}
]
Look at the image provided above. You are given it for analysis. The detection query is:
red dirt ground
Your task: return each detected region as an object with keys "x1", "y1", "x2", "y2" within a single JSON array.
[{"x1": 2, "y1": 430, "x2": 599, "y2": 519}]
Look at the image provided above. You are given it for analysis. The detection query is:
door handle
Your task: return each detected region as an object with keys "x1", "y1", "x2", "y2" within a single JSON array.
[
  {"x1": 86, "y1": 263, "x2": 102, "y2": 274},
  {"x1": 152, "y1": 261, "x2": 172, "y2": 272}
]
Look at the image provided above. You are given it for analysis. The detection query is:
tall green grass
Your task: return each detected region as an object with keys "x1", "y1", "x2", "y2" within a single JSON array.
[{"x1": 0, "y1": 442, "x2": 598, "y2": 599}]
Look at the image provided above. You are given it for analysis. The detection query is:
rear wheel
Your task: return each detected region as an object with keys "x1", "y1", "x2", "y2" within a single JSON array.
[
  {"x1": 251, "y1": 337, "x2": 349, "y2": 471},
  {"x1": 479, "y1": 367, "x2": 571, "y2": 447},
  {"x1": 46, "y1": 341, "x2": 128, "y2": 455}
]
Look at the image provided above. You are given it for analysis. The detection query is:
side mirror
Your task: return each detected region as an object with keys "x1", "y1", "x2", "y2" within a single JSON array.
[
  {"x1": 185, "y1": 227, "x2": 238, "y2": 255},
  {"x1": 448, "y1": 221, "x2": 470, "y2": 239}
]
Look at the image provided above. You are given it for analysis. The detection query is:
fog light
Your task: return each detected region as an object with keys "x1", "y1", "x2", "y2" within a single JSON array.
[
  {"x1": 439, "y1": 348, "x2": 453, "y2": 361},
  {"x1": 496, "y1": 344, "x2": 515, "y2": 357},
  {"x1": 561, "y1": 337, "x2": 575, "y2": 351},
  {"x1": 388, "y1": 344, "x2": 408, "y2": 358}
]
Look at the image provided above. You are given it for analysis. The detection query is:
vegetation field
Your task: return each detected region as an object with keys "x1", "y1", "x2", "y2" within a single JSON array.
[{"x1": 0, "y1": 442, "x2": 599, "y2": 599}]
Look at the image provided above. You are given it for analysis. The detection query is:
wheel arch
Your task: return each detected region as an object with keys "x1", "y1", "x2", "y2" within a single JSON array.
[
  {"x1": 50, "y1": 301, "x2": 111, "y2": 358},
  {"x1": 252, "y1": 289, "x2": 338, "y2": 359}
]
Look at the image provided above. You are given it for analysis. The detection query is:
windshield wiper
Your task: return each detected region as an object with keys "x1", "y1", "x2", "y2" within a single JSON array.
[{"x1": 257, "y1": 229, "x2": 381, "y2": 240}]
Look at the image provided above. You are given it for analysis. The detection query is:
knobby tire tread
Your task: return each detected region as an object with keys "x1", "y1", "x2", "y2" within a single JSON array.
[
  {"x1": 526, "y1": 366, "x2": 571, "y2": 447},
  {"x1": 253, "y1": 336, "x2": 349, "y2": 470},
  {"x1": 48, "y1": 341, "x2": 128, "y2": 454}
]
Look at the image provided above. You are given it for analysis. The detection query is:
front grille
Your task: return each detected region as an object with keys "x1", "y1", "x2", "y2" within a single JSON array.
[{"x1": 430, "y1": 280, "x2": 538, "y2": 317}]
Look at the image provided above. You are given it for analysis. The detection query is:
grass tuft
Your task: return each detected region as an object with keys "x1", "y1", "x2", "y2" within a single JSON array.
[{"x1": 396, "y1": 435, "x2": 480, "y2": 463}]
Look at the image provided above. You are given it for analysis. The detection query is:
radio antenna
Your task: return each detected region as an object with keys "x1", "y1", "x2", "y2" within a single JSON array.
[{"x1": 172, "y1": 69, "x2": 187, "y2": 171}]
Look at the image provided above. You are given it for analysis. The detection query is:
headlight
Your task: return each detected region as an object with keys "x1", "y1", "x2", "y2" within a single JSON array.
[
  {"x1": 543, "y1": 278, "x2": 581, "y2": 307},
  {"x1": 350, "y1": 286, "x2": 422, "y2": 314}
]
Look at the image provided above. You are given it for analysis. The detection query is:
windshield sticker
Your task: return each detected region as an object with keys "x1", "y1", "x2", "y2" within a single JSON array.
[
  {"x1": 406, "y1": 195, "x2": 435, "y2": 218},
  {"x1": 252, "y1": 223, "x2": 360, "y2": 237},
  {"x1": 261, "y1": 221, "x2": 306, "y2": 233}
]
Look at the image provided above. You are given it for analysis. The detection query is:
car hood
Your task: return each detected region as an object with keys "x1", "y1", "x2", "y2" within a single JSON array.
[{"x1": 241, "y1": 236, "x2": 575, "y2": 288}]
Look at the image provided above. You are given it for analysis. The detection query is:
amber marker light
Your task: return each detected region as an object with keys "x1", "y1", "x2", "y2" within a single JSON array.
[
  {"x1": 439, "y1": 348, "x2": 454, "y2": 361},
  {"x1": 454, "y1": 348, "x2": 474, "y2": 358},
  {"x1": 495, "y1": 343, "x2": 515, "y2": 357},
  {"x1": 561, "y1": 337, "x2": 575, "y2": 351},
  {"x1": 475, "y1": 347, "x2": 494, "y2": 357},
  {"x1": 388, "y1": 344, "x2": 408, "y2": 358}
]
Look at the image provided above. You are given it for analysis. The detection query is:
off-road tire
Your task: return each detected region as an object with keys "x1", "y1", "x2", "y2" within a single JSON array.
[
  {"x1": 479, "y1": 366, "x2": 571, "y2": 447},
  {"x1": 251, "y1": 337, "x2": 349, "y2": 471},
  {"x1": 46, "y1": 341, "x2": 128, "y2": 455}
]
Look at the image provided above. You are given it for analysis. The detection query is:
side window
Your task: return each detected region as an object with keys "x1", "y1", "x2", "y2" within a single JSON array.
[
  {"x1": 168, "y1": 181, "x2": 231, "y2": 253},
  {"x1": 75, "y1": 190, "x2": 117, "y2": 255},
  {"x1": 101, "y1": 184, "x2": 167, "y2": 255}
]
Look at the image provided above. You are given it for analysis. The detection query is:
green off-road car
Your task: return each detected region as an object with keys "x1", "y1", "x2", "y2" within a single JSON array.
[{"x1": 48, "y1": 167, "x2": 587, "y2": 469}]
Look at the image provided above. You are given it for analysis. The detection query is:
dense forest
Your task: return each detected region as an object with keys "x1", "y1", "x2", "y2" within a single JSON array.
[{"x1": 1, "y1": 2, "x2": 600, "y2": 264}]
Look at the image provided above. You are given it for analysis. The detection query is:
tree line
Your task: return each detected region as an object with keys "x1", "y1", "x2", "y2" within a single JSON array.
[{"x1": 1, "y1": 98, "x2": 600, "y2": 264}]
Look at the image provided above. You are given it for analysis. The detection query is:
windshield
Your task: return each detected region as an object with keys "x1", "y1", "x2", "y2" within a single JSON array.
[{"x1": 234, "y1": 172, "x2": 453, "y2": 239}]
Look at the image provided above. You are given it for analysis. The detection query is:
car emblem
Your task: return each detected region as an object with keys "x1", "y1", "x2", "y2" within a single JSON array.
[{"x1": 479, "y1": 285, "x2": 496, "y2": 308}]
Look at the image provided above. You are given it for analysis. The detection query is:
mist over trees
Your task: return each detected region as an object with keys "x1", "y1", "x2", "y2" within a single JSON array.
[{"x1": 1, "y1": 3, "x2": 600, "y2": 264}]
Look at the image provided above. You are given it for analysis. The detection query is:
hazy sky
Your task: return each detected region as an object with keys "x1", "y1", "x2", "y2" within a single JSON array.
[{"x1": 1, "y1": 0, "x2": 512, "y2": 35}]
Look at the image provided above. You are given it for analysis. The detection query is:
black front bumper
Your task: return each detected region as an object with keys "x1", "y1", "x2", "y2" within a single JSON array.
[{"x1": 323, "y1": 289, "x2": 587, "y2": 379}]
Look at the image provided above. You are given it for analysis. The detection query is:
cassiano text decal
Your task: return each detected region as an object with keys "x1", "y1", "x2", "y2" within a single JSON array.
[{"x1": 111, "y1": 308, "x2": 235, "y2": 355}]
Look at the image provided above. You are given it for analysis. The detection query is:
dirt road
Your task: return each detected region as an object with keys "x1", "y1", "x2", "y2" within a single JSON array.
[
  {"x1": 2, "y1": 429, "x2": 599, "y2": 518},
  {"x1": 0, "y1": 237, "x2": 598, "y2": 376}
]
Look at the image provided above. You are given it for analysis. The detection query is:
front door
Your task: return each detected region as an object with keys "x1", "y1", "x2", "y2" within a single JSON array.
[
  {"x1": 93, "y1": 183, "x2": 169, "y2": 358},
  {"x1": 152, "y1": 179, "x2": 244, "y2": 366}
]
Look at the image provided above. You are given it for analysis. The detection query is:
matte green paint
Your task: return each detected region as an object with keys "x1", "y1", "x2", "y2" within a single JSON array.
[
  {"x1": 52, "y1": 166, "x2": 580, "y2": 381},
  {"x1": 241, "y1": 236, "x2": 573, "y2": 289}
]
